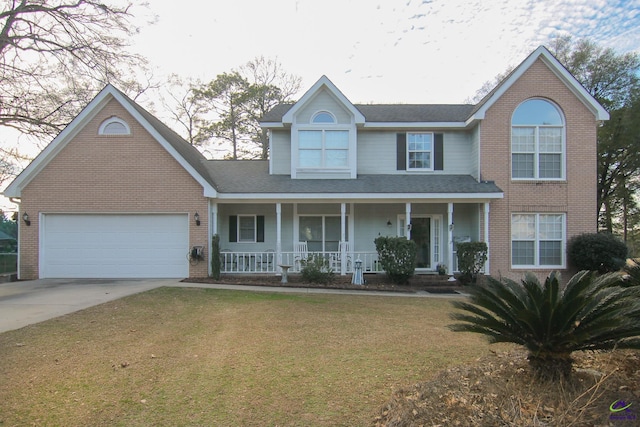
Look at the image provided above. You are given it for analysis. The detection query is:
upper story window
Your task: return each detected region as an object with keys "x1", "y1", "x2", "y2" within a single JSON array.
[
  {"x1": 511, "y1": 99, "x2": 564, "y2": 180},
  {"x1": 296, "y1": 110, "x2": 350, "y2": 170},
  {"x1": 98, "y1": 117, "x2": 131, "y2": 135},
  {"x1": 299, "y1": 130, "x2": 349, "y2": 168},
  {"x1": 408, "y1": 132, "x2": 433, "y2": 170},
  {"x1": 312, "y1": 111, "x2": 336, "y2": 124}
]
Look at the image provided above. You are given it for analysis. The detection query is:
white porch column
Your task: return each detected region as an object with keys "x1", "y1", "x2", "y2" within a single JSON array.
[
  {"x1": 340, "y1": 203, "x2": 346, "y2": 243},
  {"x1": 211, "y1": 202, "x2": 218, "y2": 235},
  {"x1": 276, "y1": 203, "x2": 282, "y2": 271},
  {"x1": 341, "y1": 203, "x2": 347, "y2": 275},
  {"x1": 405, "y1": 202, "x2": 412, "y2": 240},
  {"x1": 484, "y1": 202, "x2": 490, "y2": 274},
  {"x1": 448, "y1": 203, "x2": 454, "y2": 273}
]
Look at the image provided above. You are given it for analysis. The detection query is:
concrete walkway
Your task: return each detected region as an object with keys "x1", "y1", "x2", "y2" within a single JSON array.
[{"x1": 0, "y1": 279, "x2": 464, "y2": 334}]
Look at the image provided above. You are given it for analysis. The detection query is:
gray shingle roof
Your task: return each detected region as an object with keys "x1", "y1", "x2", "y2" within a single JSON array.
[
  {"x1": 113, "y1": 87, "x2": 218, "y2": 189},
  {"x1": 261, "y1": 103, "x2": 475, "y2": 123},
  {"x1": 203, "y1": 160, "x2": 502, "y2": 196}
]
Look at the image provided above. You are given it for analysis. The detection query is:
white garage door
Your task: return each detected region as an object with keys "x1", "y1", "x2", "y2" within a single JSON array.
[{"x1": 41, "y1": 214, "x2": 189, "y2": 278}]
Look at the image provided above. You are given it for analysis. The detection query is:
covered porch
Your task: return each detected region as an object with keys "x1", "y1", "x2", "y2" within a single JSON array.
[{"x1": 209, "y1": 200, "x2": 495, "y2": 276}]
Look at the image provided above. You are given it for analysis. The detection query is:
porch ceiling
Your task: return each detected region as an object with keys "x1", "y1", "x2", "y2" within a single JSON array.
[{"x1": 203, "y1": 160, "x2": 503, "y2": 200}]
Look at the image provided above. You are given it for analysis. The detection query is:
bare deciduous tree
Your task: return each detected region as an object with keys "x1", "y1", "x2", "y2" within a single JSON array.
[{"x1": 0, "y1": 0, "x2": 155, "y2": 141}]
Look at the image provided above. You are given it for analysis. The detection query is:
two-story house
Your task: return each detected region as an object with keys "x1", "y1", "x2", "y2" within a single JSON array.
[{"x1": 4, "y1": 46, "x2": 608, "y2": 280}]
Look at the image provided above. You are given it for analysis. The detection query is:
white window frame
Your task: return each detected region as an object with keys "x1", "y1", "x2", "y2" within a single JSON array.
[
  {"x1": 98, "y1": 117, "x2": 131, "y2": 135},
  {"x1": 407, "y1": 132, "x2": 434, "y2": 171},
  {"x1": 511, "y1": 213, "x2": 566, "y2": 269},
  {"x1": 511, "y1": 99, "x2": 565, "y2": 181},
  {"x1": 297, "y1": 128, "x2": 350, "y2": 170},
  {"x1": 237, "y1": 215, "x2": 257, "y2": 243},
  {"x1": 298, "y1": 215, "x2": 348, "y2": 252},
  {"x1": 311, "y1": 110, "x2": 336, "y2": 124}
]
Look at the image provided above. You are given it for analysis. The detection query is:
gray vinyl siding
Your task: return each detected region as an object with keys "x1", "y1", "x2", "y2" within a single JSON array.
[
  {"x1": 357, "y1": 130, "x2": 475, "y2": 174},
  {"x1": 295, "y1": 90, "x2": 352, "y2": 124},
  {"x1": 270, "y1": 129, "x2": 291, "y2": 175},
  {"x1": 470, "y1": 125, "x2": 480, "y2": 180}
]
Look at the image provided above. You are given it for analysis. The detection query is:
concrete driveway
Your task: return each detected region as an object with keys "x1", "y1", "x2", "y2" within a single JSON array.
[{"x1": 0, "y1": 279, "x2": 179, "y2": 333}]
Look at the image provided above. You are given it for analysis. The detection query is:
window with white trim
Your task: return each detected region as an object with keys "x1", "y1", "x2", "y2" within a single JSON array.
[
  {"x1": 299, "y1": 215, "x2": 348, "y2": 252},
  {"x1": 511, "y1": 213, "x2": 565, "y2": 267},
  {"x1": 511, "y1": 99, "x2": 564, "y2": 179},
  {"x1": 98, "y1": 117, "x2": 130, "y2": 135},
  {"x1": 298, "y1": 111, "x2": 350, "y2": 169},
  {"x1": 407, "y1": 132, "x2": 433, "y2": 170}
]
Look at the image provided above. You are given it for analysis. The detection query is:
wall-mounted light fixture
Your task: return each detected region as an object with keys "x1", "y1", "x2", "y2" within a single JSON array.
[
  {"x1": 194, "y1": 212, "x2": 201, "y2": 226},
  {"x1": 386, "y1": 219, "x2": 392, "y2": 227},
  {"x1": 407, "y1": 223, "x2": 412, "y2": 231},
  {"x1": 22, "y1": 213, "x2": 31, "y2": 226},
  {"x1": 449, "y1": 222, "x2": 454, "y2": 231}
]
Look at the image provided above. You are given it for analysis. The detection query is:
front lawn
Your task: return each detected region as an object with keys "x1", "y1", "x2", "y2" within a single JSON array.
[{"x1": 0, "y1": 287, "x2": 488, "y2": 426}]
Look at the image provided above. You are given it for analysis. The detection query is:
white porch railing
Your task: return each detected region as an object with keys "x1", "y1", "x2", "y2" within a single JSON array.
[{"x1": 219, "y1": 251, "x2": 380, "y2": 275}]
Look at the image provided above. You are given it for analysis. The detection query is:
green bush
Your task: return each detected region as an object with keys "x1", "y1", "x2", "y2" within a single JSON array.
[
  {"x1": 455, "y1": 241, "x2": 487, "y2": 284},
  {"x1": 301, "y1": 254, "x2": 334, "y2": 284},
  {"x1": 449, "y1": 270, "x2": 640, "y2": 380},
  {"x1": 210, "y1": 234, "x2": 221, "y2": 280},
  {"x1": 567, "y1": 232, "x2": 628, "y2": 273},
  {"x1": 374, "y1": 236, "x2": 417, "y2": 285}
]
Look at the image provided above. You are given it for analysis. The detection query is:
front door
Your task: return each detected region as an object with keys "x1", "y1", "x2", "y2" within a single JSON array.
[
  {"x1": 399, "y1": 215, "x2": 442, "y2": 270},
  {"x1": 411, "y1": 217, "x2": 431, "y2": 268}
]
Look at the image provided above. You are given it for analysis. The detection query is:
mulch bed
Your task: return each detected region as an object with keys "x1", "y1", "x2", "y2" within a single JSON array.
[{"x1": 183, "y1": 273, "x2": 464, "y2": 294}]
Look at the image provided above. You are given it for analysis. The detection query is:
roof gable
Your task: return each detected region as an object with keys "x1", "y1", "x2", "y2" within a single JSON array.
[
  {"x1": 469, "y1": 46, "x2": 609, "y2": 123},
  {"x1": 282, "y1": 75, "x2": 365, "y2": 125},
  {"x1": 4, "y1": 85, "x2": 217, "y2": 198}
]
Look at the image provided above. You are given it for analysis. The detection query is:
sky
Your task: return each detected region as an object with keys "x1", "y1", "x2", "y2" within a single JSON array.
[{"x1": 131, "y1": 0, "x2": 640, "y2": 105}]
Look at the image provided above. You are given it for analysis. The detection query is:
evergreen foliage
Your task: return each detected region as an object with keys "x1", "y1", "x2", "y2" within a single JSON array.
[
  {"x1": 449, "y1": 271, "x2": 640, "y2": 380},
  {"x1": 210, "y1": 234, "x2": 221, "y2": 280},
  {"x1": 567, "y1": 232, "x2": 628, "y2": 273},
  {"x1": 300, "y1": 254, "x2": 334, "y2": 284},
  {"x1": 374, "y1": 236, "x2": 417, "y2": 285}
]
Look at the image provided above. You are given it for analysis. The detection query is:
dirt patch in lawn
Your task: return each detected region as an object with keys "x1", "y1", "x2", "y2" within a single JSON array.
[{"x1": 375, "y1": 348, "x2": 640, "y2": 426}]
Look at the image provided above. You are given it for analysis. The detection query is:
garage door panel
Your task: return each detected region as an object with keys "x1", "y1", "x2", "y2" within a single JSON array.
[{"x1": 42, "y1": 214, "x2": 189, "y2": 278}]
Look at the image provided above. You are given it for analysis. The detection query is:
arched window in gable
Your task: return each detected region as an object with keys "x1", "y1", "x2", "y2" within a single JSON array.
[
  {"x1": 98, "y1": 117, "x2": 131, "y2": 135},
  {"x1": 311, "y1": 111, "x2": 336, "y2": 124},
  {"x1": 511, "y1": 99, "x2": 564, "y2": 180}
]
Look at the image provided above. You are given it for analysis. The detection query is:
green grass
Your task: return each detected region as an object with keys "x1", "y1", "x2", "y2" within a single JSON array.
[{"x1": 0, "y1": 287, "x2": 489, "y2": 426}]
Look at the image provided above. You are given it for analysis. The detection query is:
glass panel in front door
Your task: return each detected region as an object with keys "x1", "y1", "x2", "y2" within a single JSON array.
[{"x1": 411, "y1": 218, "x2": 431, "y2": 268}]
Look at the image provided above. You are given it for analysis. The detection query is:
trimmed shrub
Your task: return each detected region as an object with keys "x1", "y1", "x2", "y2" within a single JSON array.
[
  {"x1": 456, "y1": 241, "x2": 487, "y2": 284},
  {"x1": 301, "y1": 254, "x2": 334, "y2": 284},
  {"x1": 211, "y1": 234, "x2": 221, "y2": 280},
  {"x1": 567, "y1": 232, "x2": 628, "y2": 273},
  {"x1": 374, "y1": 236, "x2": 417, "y2": 285}
]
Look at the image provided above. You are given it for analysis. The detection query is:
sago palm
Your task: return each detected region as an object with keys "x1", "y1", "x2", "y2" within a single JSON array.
[{"x1": 449, "y1": 270, "x2": 640, "y2": 380}]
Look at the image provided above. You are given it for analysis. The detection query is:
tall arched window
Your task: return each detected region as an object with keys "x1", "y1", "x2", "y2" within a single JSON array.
[{"x1": 511, "y1": 99, "x2": 564, "y2": 180}]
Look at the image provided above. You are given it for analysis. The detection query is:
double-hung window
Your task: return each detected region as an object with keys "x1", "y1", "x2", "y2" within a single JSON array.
[
  {"x1": 297, "y1": 110, "x2": 350, "y2": 169},
  {"x1": 407, "y1": 132, "x2": 433, "y2": 170},
  {"x1": 512, "y1": 99, "x2": 564, "y2": 180},
  {"x1": 299, "y1": 130, "x2": 349, "y2": 168},
  {"x1": 511, "y1": 213, "x2": 565, "y2": 268},
  {"x1": 229, "y1": 215, "x2": 265, "y2": 243}
]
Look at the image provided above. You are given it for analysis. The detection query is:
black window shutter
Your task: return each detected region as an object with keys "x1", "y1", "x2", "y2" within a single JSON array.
[
  {"x1": 256, "y1": 216, "x2": 265, "y2": 242},
  {"x1": 396, "y1": 133, "x2": 406, "y2": 170},
  {"x1": 229, "y1": 215, "x2": 237, "y2": 242},
  {"x1": 434, "y1": 133, "x2": 444, "y2": 170}
]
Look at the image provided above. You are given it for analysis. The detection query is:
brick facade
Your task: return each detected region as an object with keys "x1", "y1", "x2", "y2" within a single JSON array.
[
  {"x1": 18, "y1": 99, "x2": 210, "y2": 279},
  {"x1": 480, "y1": 58, "x2": 598, "y2": 281}
]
